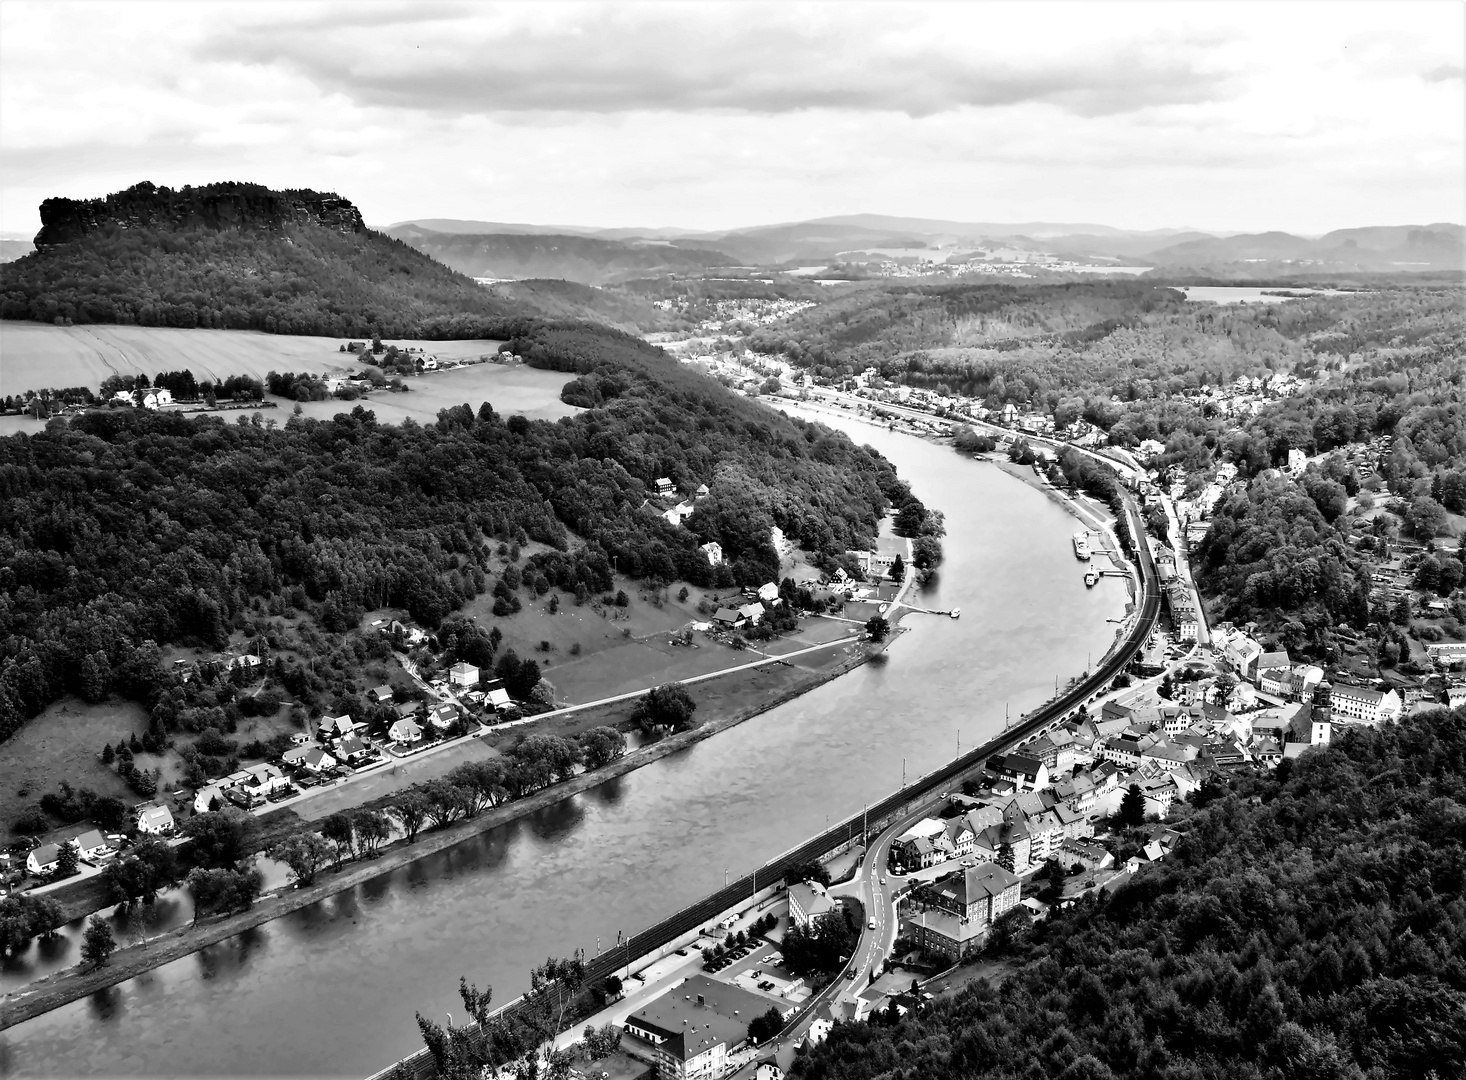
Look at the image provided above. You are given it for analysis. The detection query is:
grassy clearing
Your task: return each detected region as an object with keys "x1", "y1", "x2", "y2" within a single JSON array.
[
  {"x1": 0, "y1": 322, "x2": 504, "y2": 394},
  {"x1": 0, "y1": 697, "x2": 149, "y2": 832}
]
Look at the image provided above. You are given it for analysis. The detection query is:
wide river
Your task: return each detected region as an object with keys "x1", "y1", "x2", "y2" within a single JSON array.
[{"x1": 0, "y1": 410, "x2": 1125, "y2": 1078}]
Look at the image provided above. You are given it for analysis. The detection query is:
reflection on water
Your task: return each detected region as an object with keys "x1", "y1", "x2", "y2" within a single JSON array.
[{"x1": 1, "y1": 418, "x2": 1127, "y2": 1078}]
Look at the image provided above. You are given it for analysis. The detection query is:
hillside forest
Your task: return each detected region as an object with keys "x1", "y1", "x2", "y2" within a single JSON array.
[
  {"x1": 0, "y1": 322, "x2": 905, "y2": 746},
  {"x1": 743, "y1": 279, "x2": 1466, "y2": 664}
]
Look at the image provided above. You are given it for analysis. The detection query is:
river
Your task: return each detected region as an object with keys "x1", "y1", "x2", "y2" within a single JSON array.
[{"x1": 0, "y1": 413, "x2": 1125, "y2": 1078}]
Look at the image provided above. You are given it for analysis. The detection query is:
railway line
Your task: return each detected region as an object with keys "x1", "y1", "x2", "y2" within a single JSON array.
[{"x1": 369, "y1": 494, "x2": 1160, "y2": 1079}]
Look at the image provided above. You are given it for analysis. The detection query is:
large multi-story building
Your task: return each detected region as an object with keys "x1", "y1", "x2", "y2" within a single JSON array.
[{"x1": 1328, "y1": 683, "x2": 1402, "y2": 726}]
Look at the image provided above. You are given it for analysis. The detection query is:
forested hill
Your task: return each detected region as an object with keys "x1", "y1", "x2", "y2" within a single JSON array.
[
  {"x1": 0, "y1": 181, "x2": 546, "y2": 337},
  {"x1": 384, "y1": 225, "x2": 735, "y2": 286},
  {"x1": 0, "y1": 328, "x2": 902, "y2": 741},
  {"x1": 792, "y1": 708, "x2": 1466, "y2": 1080}
]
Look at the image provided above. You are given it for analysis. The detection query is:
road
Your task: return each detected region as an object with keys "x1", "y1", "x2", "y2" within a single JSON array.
[{"x1": 811, "y1": 493, "x2": 1162, "y2": 1009}]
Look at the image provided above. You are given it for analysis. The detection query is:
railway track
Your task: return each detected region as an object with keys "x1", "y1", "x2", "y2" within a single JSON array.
[{"x1": 369, "y1": 495, "x2": 1160, "y2": 1080}]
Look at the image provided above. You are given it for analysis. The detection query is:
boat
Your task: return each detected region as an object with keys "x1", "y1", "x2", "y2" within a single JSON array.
[
  {"x1": 1084, "y1": 568, "x2": 1099, "y2": 588},
  {"x1": 949, "y1": 607, "x2": 961, "y2": 619},
  {"x1": 1072, "y1": 531, "x2": 1092, "y2": 560}
]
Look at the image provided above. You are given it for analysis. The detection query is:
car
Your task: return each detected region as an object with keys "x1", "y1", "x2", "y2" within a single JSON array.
[
  {"x1": 674, "y1": 948, "x2": 687, "y2": 956},
  {"x1": 868, "y1": 917, "x2": 877, "y2": 930},
  {"x1": 879, "y1": 875, "x2": 886, "y2": 884}
]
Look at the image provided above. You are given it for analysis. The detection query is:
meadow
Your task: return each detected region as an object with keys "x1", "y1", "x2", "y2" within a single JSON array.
[
  {"x1": 0, "y1": 321, "x2": 581, "y2": 429},
  {"x1": 0, "y1": 321, "x2": 506, "y2": 395}
]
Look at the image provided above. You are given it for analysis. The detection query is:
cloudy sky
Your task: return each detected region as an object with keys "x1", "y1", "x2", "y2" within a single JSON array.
[{"x1": 1, "y1": 1, "x2": 1461, "y2": 236}]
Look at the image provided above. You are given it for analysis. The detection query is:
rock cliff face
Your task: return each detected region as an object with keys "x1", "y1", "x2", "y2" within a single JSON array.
[{"x1": 34, "y1": 181, "x2": 364, "y2": 246}]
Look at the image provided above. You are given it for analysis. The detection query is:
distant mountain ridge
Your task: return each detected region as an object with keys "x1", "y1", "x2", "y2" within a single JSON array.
[
  {"x1": 386, "y1": 214, "x2": 1463, "y2": 275},
  {"x1": 381, "y1": 225, "x2": 735, "y2": 286},
  {"x1": 1145, "y1": 223, "x2": 1465, "y2": 270}
]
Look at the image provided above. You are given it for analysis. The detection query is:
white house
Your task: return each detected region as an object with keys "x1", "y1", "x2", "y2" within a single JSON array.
[
  {"x1": 27, "y1": 843, "x2": 64, "y2": 877},
  {"x1": 296, "y1": 746, "x2": 338, "y2": 773},
  {"x1": 699, "y1": 542, "x2": 725, "y2": 566},
  {"x1": 757, "y1": 582, "x2": 780, "y2": 604},
  {"x1": 388, "y1": 718, "x2": 423, "y2": 744},
  {"x1": 448, "y1": 662, "x2": 479, "y2": 688},
  {"x1": 244, "y1": 762, "x2": 289, "y2": 795},
  {"x1": 73, "y1": 829, "x2": 112, "y2": 863},
  {"x1": 195, "y1": 785, "x2": 225, "y2": 814},
  {"x1": 654, "y1": 477, "x2": 676, "y2": 496},
  {"x1": 136, "y1": 804, "x2": 175, "y2": 835}
]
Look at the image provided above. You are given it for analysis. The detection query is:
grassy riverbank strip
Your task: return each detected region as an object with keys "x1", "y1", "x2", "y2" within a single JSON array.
[{"x1": 0, "y1": 645, "x2": 875, "y2": 1032}]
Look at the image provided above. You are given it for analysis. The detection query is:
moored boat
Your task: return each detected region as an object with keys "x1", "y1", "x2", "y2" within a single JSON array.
[
  {"x1": 1073, "y1": 531, "x2": 1092, "y2": 560},
  {"x1": 950, "y1": 607, "x2": 961, "y2": 619},
  {"x1": 1084, "y1": 568, "x2": 1099, "y2": 588}
]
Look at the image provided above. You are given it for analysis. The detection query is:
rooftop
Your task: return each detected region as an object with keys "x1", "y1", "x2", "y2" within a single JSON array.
[{"x1": 626, "y1": 975, "x2": 775, "y2": 1062}]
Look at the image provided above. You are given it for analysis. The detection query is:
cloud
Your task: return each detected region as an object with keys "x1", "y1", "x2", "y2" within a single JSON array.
[
  {"x1": 1423, "y1": 63, "x2": 1464, "y2": 83},
  {"x1": 208, "y1": 5, "x2": 1233, "y2": 119}
]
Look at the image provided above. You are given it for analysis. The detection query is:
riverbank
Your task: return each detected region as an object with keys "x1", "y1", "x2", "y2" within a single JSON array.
[{"x1": 0, "y1": 636, "x2": 884, "y2": 1031}]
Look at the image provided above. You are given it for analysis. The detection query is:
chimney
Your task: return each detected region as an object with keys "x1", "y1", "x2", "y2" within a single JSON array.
[{"x1": 697, "y1": 994, "x2": 705, "y2": 1006}]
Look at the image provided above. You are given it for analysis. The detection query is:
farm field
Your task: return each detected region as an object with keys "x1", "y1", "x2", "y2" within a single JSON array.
[
  {"x1": 277, "y1": 362, "x2": 579, "y2": 425},
  {"x1": 0, "y1": 321, "x2": 580, "y2": 429},
  {"x1": 0, "y1": 321, "x2": 506, "y2": 393}
]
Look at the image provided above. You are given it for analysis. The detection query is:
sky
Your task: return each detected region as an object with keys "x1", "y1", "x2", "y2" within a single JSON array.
[{"x1": 1, "y1": 1, "x2": 1462, "y2": 236}]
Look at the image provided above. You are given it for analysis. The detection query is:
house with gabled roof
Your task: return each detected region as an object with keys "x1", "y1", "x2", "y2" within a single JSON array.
[
  {"x1": 72, "y1": 829, "x2": 113, "y2": 863},
  {"x1": 136, "y1": 803, "x2": 175, "y2": 835},
  {"x1": 388, "y1": 718, "x2": 423, "y2": 745},
  {"x1": 318, "y1": 715, "x2": 357, "y2": 741}
]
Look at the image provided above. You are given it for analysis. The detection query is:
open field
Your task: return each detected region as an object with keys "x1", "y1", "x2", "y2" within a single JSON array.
[
  {"x1": 0, "y1": 697, "x2": 150, "y2": 834},
  {"x1": 0, "y1": 321, "x2": 505, "y2": 394},
  {"x1": 275, "y1": 363, "x2": 580, "y2": 425}
]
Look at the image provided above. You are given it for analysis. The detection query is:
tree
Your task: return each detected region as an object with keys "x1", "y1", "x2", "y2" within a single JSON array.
[
  {"x1": 186, "y1": 866, "x2": 263, "y2": 921},
  {"x1": 321, "y1": 812, "x2": 357, "y2": 867},
  {"x1": 271, "y1": 831, "x2": 333, "y2": 886},
  {"x1": 392, "y1": 790, "x2": 431, "y2": 844},
  {"x1": 54, "y1": 841, "x2": 79, "y2": 880},
  {"x1": 81, "y1": 920, "x2": 116, "y2": 967},
  {"x1": 353, "y1": 809, "x2": 392, "y2": 856},
  {"x1": 578, "y1": 726, "x2": 627, "y2": 769},
  {"x1": 184, "y1": 810, "x2": 259, "y2": 869},
  {"x1": 747, "y1": 1006, "x2": 784, "y2": 1044},
  {"x1": 865, "y1": 615, "x2": 890, "y2": 642},
  {"x1": 997, "y1": 842, "x2": 1016, "y2": 873},
  {"x1": 421, "y1": 779, "x2": 472, "y2": 827},
  {"x1": 785, "y1": 861, "x2": 833, "y2": 888},
  {"x1": 888, "y1": 554, "x2": 906, "y2": 582},
  {"x1": 631, "y1": 682, "x2": 697, "y2": 732},
  {"x1": 1406, "y1": 495, "x2": 1449, "y2": 539},
  {"x1": 1119, "y1": 783, "x2": 1146, "y2": 828}
]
